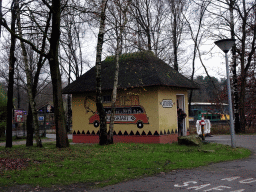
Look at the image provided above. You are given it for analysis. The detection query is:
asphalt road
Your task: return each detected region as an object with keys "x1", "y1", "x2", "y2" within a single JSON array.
[{"x1": 88, "y1": 135, "x2": 256, "y2": 192}]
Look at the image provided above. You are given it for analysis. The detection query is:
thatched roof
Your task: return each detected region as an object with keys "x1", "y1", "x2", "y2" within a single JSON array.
[{"x1": 62, "y1": 51, "x2": 199, "y2": 94}]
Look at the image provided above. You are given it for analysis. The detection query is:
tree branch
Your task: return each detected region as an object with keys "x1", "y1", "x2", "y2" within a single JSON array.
[{"x1": 1, "y1": 18, "x2": 48, "y2": 58}]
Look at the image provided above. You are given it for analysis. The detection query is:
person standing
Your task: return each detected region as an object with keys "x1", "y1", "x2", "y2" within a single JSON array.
[{"x1": 177, "y1": 107, "x2": 187, "y2": 136}]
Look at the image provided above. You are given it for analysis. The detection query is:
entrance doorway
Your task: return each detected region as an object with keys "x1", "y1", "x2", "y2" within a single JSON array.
[{"x1": 176, "y1": 95, "x2": 186, "y2": 136}]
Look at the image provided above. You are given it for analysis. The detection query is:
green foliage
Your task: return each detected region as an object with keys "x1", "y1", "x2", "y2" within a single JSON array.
[
  {"x1": 104, "y1": 50, "x2": 155, "y2": 62},
  {"x1": 0, "y1": 142, "x2": 251, "y2": 189},
  {"x1": 0, "y1": 84, "x2": 7, "y2": 137}
]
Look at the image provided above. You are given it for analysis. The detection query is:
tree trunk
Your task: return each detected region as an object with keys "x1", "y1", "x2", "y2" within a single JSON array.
[
  {"x1": 172, "y1": 10, "x2": 178, "y2": 71},
  {"x1": 67, "y1": 55, "x2": 72, "y2": 133},
  {"x1": 16, "y1": 75, "x2": 20, "y2": 109},
  {"x1": 109, "y1": 36, "x2": 121, "y2": 145},
  {"x1": 188, "y1": 42, "x2": 197, "y2": 114},
  {"x1": 96, "y1": 0, "x2": 108, "y2": 145},
  {"x1": 0, "y1": 0, "x2": 2, "y2": 37},
  {"x1": 238, "y1": 0, "x2": 247, "y2": 133},
  {"x1": 109, "y1": 1, "x2": 130, "y2": 143},
  {"x1": 6, "y1": 0, "x2": 18, "y2": 148},
  {"x1": 67, "y1": 94, "x2": 72, "y2": 133},
  {"x1": 239, "y1": 75, "x2": 246, "y2": 133},
  {"x1": 26, "y1": 104, "x2": 34, "y2": 146},
  {"x1": 146, "y1": 29, "x2": 152, "y2": 51},
  {"x1": 229, "y1": 0, "x2": 240, "y2": 133},
  {"x1": 26, "y1": 12, "x2": 50, "y2": 146},
  {"x1": 17, "y1": 12, "x2": 42, "y2": 147},
  {"x1": 48, "y1": 0, "x2": 69, "y2": 148}
]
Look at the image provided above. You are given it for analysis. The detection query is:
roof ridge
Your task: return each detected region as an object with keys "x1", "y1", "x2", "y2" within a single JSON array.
[{"x1": 104, "y1": 50, "x2": 155, "y2": 62}]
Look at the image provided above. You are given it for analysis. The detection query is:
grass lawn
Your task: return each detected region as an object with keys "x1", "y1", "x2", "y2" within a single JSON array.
[{"x1": 0, "y1": 142, "x2": 251, "y2": 189}]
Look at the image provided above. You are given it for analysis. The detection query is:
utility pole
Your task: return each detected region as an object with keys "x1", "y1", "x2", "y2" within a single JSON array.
[{"x1": 215, "y1": 39, "x2": 236, "y2": 148}]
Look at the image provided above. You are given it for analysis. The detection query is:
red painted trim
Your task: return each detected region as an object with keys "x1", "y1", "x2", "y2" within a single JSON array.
[
  {"x1": 73, "y1": 135, "x2": 99, "y2": 144},
  {"x1": 73, "y1": 134, "x2": 179, "y2": 144}
]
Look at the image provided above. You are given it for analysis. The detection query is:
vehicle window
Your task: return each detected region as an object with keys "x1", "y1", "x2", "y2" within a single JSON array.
[
  {"x1": 132, "y1": 107, "x2": 144, "y2": 113},
  {"x1": 103, "y1": 96, "x2": 111, "y2": 103},
  {"x1": 103, "y1": 106, "x2": 144, "y2": 114}
]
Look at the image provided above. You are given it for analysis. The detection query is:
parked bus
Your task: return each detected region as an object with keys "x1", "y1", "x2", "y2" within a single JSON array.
[{"x1": 190, "y1": 102, "x2": 229, "y2": 122}]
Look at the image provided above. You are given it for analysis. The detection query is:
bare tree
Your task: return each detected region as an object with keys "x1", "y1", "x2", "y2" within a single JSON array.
[
  {"x1": 16, "y1": 5, "x2": 51, "y2": 146},
  {"x1": 207, "y1": 0, "x2": 256, "y2": 132},
  {"x1": 235, "y1": 0, "x2": 256, "y2": 133},
  {"x1": 60, "y1": 3, "x2": 85, "y2": 135},
  {"x1": 5, "y1": 0, "x2": 18, "y2": 148},
  {"x1": 17, "y1": 10, "x2": 42, "y2": 147},
  {"x1": 128, "y1": 0, "x2": 169, "y2": 57},
  {"x1": 129, "y1": 0, "x2": 153, "y2": 51},
  {"x1": 47, "y1": 0, "x2": 69, "y2": 147},
  {"x1": 2, "y1": 0, "x2": 69, "y2": 147},
  {"x1": 106, "y1": 0, "x2": 131, "y2": 144},
  {"x1": 184, "y1": 0, "x2": 210, "y2": 114},
  {"x1": 167, "y1": 0, "x2": 187, "y2": 71},
  {"x1": 228, "y1": 0, "x2": 240, "y2": 133},
  {"x1": 96, "y1": 0, "x2": 108, "y2": 145}
]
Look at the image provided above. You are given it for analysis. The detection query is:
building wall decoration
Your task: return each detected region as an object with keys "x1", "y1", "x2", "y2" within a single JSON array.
[
  {"x1": 89, "y1": 105, "x2": 149, "y2": 128},
  {"x1": 71, "y1": 86, "x2": 189, "y2": 144}
]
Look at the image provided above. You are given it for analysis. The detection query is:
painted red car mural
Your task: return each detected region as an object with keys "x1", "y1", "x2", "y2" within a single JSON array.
[{"x1": 89, "y1": 106, "x2": 149, "y2": 128}]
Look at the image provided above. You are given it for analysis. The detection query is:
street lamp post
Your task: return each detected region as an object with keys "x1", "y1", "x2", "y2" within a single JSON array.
[{"x1": 214, "y1": 39, "x2": 236, "y2": 148}]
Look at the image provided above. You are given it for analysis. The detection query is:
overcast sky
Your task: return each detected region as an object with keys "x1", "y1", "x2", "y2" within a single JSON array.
[{"x1": 0, "y1": 0, "x2": 229, "y2": 82}]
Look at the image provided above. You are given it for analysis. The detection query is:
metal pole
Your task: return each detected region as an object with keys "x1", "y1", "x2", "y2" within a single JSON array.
[{"x1": 225, "y1": 52, "x2": 236, "y2": 148}]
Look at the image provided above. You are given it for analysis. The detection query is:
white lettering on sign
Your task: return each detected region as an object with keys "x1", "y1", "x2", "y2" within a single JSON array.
[
  {"x1": 174, "y1": 181, "x2": 197, "y2": 187},
  {"x1": 239, "y1": 178, "x2": 256, "y2": 184},
  {"x1": 230, "y1": 189, "x2": 245, "y2": 192},
  {"x1": 204, "y1": 185, "x2": 231, "y2": 191},
  {"x1": 187, "y1": 183, "x2": 211, "y2": 190},
  {"x1": 221, "y1": 176, "x2": 241, "y2": 181},
  {"x1": 161, "y1": 99, "x2": 173, "y2": 108},
  {"x1": 106, "y1": 115, "x2": 136, "y2": 122}
]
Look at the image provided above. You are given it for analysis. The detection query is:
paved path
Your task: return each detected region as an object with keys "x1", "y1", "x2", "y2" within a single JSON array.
[
  {"x1": 0, "y1": 134, "x2": 72, "y2": 147},
  {"x1": 0, "y1": 138, "x2": 56, "y2": 147},
  {"x1": 88, "y1": 135, "x2": 256, "y2": 192}
]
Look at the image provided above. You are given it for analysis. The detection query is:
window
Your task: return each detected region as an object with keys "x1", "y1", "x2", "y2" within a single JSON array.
[{"x1": 103, "y1": 95, "x2": 111, "y2": 103}]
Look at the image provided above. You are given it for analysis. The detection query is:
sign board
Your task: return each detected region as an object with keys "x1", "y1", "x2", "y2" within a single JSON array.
[
  {"x1": 47, "y1": 105, "x2": 52, "y2": 113},
  {"x1": 38, "y1": 116, "x2": 44, "y2": 121},
  {"x1": 161, "y1": 99, "x2": 173, "y2": 108},
  {"x1": 106, "y1": 115, "x2": 136, "y2": 122},
  {"x1": 14, "y1": 110, "x2": 25, "y2": 123}
]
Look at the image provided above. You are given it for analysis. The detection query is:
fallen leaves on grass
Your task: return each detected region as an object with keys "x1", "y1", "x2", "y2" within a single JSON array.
[{"x1": 0, "y1": 158, "x2": 31, "y2": 171}]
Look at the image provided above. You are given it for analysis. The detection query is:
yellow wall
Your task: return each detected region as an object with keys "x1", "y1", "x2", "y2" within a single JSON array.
[
  {"x1": 72, "y1": 93, "x2": 91, "y2": 133},
  {"x1": 71, "y1": 86, "x2": 189, "y2": 135},
  {"x1": 158, "y1": 87, "x2": 177, "y2": 133},
  {"x1": 137, "y1": 87, "x2": 159, "y2": 134},
  {"x1": 157, "y1": 87, "x2": 189, "y2": 134}
]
